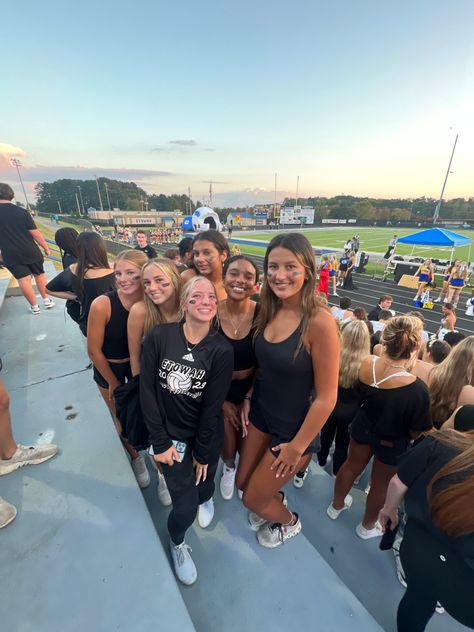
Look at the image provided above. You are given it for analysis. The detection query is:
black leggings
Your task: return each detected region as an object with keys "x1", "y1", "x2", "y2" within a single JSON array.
[
  {"x1": 397, "y1": 521, "x2": 474, "y2": 632},
  {"x1": 317, "y1": 411, "x2": 352, "y2": 475},
  {"x1": 162, "y1": 441, "x2": 221, "y2": 545}
]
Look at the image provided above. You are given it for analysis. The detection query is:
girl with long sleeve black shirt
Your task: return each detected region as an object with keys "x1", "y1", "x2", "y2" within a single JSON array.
[{"x1": 140, "y1": 276, "x2": 233, "y2": 585}]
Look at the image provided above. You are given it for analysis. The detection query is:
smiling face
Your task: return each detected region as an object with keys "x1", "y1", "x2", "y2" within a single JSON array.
[
  {"x1": 193, "y1": 240, "x2": 227, "y2": 277},
  {"x1": 142, "y1": 264, "x2": 175, "y2": 307},
  {"x1": 266, "y1": 246, "x2": 307, "y2": 300},
  {"x1": 114, "y1": 260, "x2": 142, "y2": 294},
  {"x1": 223, "y1": 259, "x2": 257, "y2": 302},
  {"x1": 136, "y1": 233, "x2": 147, "y2": 248},
  {"x1": 380, "y1": 298, "x2": 393, "y2": 310},
  {"x1": 183, "y1": 278, "x2": 218, "y2": 323}
]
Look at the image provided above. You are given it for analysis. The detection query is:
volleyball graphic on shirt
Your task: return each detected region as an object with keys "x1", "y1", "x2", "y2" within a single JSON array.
[{"x1": 167, "y1": 370, "x2": 192, "y2": 394}]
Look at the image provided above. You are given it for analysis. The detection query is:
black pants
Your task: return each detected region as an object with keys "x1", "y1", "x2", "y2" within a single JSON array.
[
  {"x1": 162, "y1": 440, "x2": 221, "y2": 545},
  {"x1": 318, "y1": 402, "x2": 356, "y2": 475},
  {"x1": 397, "y1": 521, "x2": 474, "y2": 632}
]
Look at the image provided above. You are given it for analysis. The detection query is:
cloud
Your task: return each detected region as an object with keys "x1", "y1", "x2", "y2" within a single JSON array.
[
  {"x1": 199, "y1": 180, "x2": 230, "y2": 185},
  {"x1": 169, "y1": 140, "x2": 197, "y2": 146},
  {"x1": 0, "y1": 142, "x2": 28, "y2": 169},
  {"x1": 18, "y1": 165, "x2": 173, "y2": 182},
  {"x1": 212, "y1": 188, "x2": 293, "y2": 207}
]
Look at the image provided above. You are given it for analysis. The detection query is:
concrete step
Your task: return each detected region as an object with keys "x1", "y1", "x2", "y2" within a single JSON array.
[{"x1": 0, "y1": 295, "x2": 194, "y2": 632}]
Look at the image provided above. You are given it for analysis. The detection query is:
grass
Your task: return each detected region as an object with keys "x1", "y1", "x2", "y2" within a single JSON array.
[{"x1": 236, "y1": 226, "x2": 473, "y2": 262}]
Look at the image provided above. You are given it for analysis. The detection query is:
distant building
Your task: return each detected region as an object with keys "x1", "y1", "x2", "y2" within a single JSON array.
[{"x1": 87, "y1": 209, "x2": 183, "y2": 227}]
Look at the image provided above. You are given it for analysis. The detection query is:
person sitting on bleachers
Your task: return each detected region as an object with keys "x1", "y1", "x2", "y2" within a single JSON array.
[
  {"x1": 367, "y1": 295, "x2": 393, "y2": 321},
  {"x1": 330, "y1": 297, "x2": 354, "y2": 325},
  {"x1": 370, "y1": 309, "x2": 393, "y2": 333},
  {"x1": 422, "y1": 339, "x2": 451, "y2": 366}
]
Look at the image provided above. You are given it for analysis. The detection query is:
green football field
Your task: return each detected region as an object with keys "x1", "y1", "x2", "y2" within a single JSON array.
[{"x1": 236, "y1": 226, "x2": 472, "y2": 262}]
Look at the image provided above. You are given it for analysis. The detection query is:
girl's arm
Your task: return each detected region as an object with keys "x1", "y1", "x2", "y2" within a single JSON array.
[
  {"x1": 194, "y1": 345, "x2": 234, "y2": 465},
  {"x1": 379, "y1": 474, "x2": 408, "y2": 530},
  {"x1": 87, "y1": 296, "x2": 118, "y2": 399},
  {"x1": 292, "y1": 308, "x2": 339, "y2": 452},
  {"x1": 127, "y1": 302, "x2": 146, "y2": 376},
  {"x1": 45, "y1": 267, "x2": 77, "y2": 300}
]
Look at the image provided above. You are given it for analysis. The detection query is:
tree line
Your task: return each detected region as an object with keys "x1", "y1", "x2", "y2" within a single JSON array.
[{"x1": 33, "y1": 178, "x2": 473, "y2": 222}]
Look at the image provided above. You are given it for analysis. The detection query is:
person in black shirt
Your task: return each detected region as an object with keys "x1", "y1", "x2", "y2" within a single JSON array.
[
  {"x1": 0, "y1": 183, "x2": 55, "y2": 314},
  {"x1": 140, "y1": 276, "x2": 233, "y2": 585},
  {"x1": 328, "y1": 315, "x2": 432, "y2": 539},
  {"x1": 135, "y1": 231, "x2": 157, "y2": 259},
  {"x1": 217, "y1": 255, "x2": 259, "y2": 500},
  {"x1": 367, "y1": 295, "x2": 393, "y2": 322},
  {"x1": 379, "y1": 408, "x2": 474, "y2": 631},
  {"x1": 46, "y1": 232, "x2": 115, "y2": 334}
]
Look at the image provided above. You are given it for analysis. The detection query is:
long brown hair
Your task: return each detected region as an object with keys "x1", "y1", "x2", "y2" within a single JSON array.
[
  {"x1": 429, "y1": 336, "x2": 474, "y2": 426},
  {"x1": 256, "y1": 233, "x2": 326, "y2": 355},
  {"x1": 142, "y1": 258, "x2": 181, "y2": 335},
  {"x1": 427, "y1": 427, "x2": 474, "y2": 536},
  {"x1": 75, "y1": 232, "x2": 111, "y2": 297}
]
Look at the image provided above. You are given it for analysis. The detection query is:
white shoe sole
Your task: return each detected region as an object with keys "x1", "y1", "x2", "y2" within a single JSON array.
[
  {"x1": 355, "y1": 522, "x2": 383, "y2": 539},
  {"x1": 257, "y1": 519, "x2": 302, "y2": 548},
  {"x1": 0, "y1": 451, "x2": 58, "y2": 476},
  {"x1": 326, "y1": 495, "x2": 353, "y2": 520},
  {"x1": 0, "y1": 505, "x2": 17, "y2": 528}
]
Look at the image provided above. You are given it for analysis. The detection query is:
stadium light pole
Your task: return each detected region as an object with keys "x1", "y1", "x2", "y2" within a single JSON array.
[
  {"x1": 77, "y1": 186, "x2": 85, "y2": 214},
  {"x1": 95, "y1": 175, "x2": 104, "y2": 211},
  {"x1": 10, "y1": 158, "x2": 31, "y2": 211},
  {"x1": 433, "y1": 133, "x2": 458, "y2": 224},
  {"x1": 104, "y1": 181, "x2": 112, "y2": 211}
]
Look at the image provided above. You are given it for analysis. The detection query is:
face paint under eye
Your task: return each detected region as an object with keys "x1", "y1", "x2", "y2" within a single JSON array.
[
  {"x1": 291, "y1": 271, "x2": 303, "y2": 277},
  {"x1": 188, "y1": 299, "x2": 197, "y2": 304}
]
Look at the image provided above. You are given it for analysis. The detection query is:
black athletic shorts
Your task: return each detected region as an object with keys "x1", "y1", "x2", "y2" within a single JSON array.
[
  {"x1": 6, "y1": 260, "x2": 44, "y2": 280},
  {"x1": 350, "y1": 410, "x2": 409, "y2": 466},
  {"x1": 93, "y1": 360, "x2": 131, "y2": 390},
  {"x1": 249, "y1": 401, "x2": 321, "y2": 456}
]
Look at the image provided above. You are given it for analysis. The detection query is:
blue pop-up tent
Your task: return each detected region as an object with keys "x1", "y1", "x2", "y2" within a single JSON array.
[{"x1": 397, "y1": 228, "x2": 471, "y2": 262}]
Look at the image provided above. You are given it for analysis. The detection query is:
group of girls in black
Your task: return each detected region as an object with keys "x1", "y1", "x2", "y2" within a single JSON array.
[{"x1": 47, "y1": 227, "x2": 473, "y2": 632}]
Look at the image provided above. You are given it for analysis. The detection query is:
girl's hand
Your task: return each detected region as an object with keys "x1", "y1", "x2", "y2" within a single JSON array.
[
  {"x1": 378, "y1": 506, "x2": 399, "y2": 533},
  {"x1": 154, "y1": 445, "x2": 180, "y2": 466},
  {"x1": 109, "y1": 380, "x2": 121, "y2": 402},
  {"x1": 193, "y1": 458, "x2": 208, "y2": 485},
  {"x1": 270, "y1": 442, "x2": 303, "y2": 479},
  {"x1": 223, "y1": 401, "x2": 240, "y2": 431},
  {"x1": 240, "y1": 398, "x2": 251, "y2": 438}
]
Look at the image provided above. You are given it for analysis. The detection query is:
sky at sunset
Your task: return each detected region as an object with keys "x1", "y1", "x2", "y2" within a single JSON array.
[{"x1": 1, "y1": 0, "x2": 473, "y2": 207}]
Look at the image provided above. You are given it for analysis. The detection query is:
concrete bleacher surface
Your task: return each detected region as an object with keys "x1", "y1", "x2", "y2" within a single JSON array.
[{"x1": 0, "y1": 265, "x2": 470, "y2": 631}]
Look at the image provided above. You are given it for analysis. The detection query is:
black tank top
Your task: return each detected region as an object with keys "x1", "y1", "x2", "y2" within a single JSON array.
[
  {"x1": 218, "y1": 303, "x2": 259, "y2": 371},
  {"x1": 101, "y1": 291, "x2": 130, "y2": 359},
  {"x1": 252, "y1": 322, "x2": 314, "y2": 425},
  {"x1": 219, "y1": 303, "x2": 259, "y2": 404}
]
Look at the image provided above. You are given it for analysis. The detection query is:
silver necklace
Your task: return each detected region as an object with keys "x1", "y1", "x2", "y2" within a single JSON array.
[{"x1": 226, "y1": 303, "x2": 250, "y2": 336}]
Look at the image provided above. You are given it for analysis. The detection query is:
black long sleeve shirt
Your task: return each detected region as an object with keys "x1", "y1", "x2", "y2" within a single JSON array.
[{"x1": 140, "y1": 322, "x2": 233, "y2": 464}]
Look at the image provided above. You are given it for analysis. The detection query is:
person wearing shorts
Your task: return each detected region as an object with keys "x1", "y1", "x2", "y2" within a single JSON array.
[
  {"x1": 328, "y1": 316, "x2": 432, "y2": 539},
  {"x1": 236, "y1": 233, "x2": 339, "y2": 549},
  {"x1": 0, "y1": 183, "x2": 55, "y2": 314}
]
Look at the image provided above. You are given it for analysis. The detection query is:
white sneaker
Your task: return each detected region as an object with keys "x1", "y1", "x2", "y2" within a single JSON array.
[
  {"x1": 326, "y1": 494, "x2": 353, "y2": 520},
  {"x1": 249, "y1": 492, "x2": 287, "y2": 530},
  {"x1": 169, "y1": 539, "x2": 197, "y2": 585},
  {"x1": 293, "y1": 468, "x2": 308, "y2": 488},
  {"x1": 355, "y1": 521, "x2": 383, "y2": 539},
  {"x1": 237, "y1": 489, "x2": 243, "y2": 500},
  {"x1": 43, "y1": 298, "x2": 55, "y2": 309},
  {"x1": 131, "y1": 454, "x2": 150, "y2": 488},
  {"x1": 157, "y1": 473, "x2": 172, "y2": 506},
  {"x1": 197, "y1": 498, "x2": 214, "y2": 528},
  {"x1": 333, "y1": 292, "x2": 339, "y2": 297},
  {"x1": 220, "y1": 464, "x2": 236, "y2": 500},
  {"x1": 30, "y1": 305, "x2": 41, "y2": 315},
  {"x1": 434, "y1": 298, "x2": 441, "y2": 303},
  {"x1": 0, "y1": 443, "x2": 58, "y2": 476},
  {"x1": 257, "y1": 513, "x2": 302, "y2": 548},
  {"x1": 435, "y1": 602, "x2": 445, "y2": 615},
  {"x1": 0, "y1": 497, "x2": 17, "y2": 528}
]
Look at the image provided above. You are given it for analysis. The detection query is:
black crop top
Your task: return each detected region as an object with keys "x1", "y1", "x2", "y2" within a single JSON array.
[
  {"x1": 218, "y1": 303, "x2": 259, "y2": 371},
  {"x1": 101, "y1": 291, "x2": 131, "y2": 359}
]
